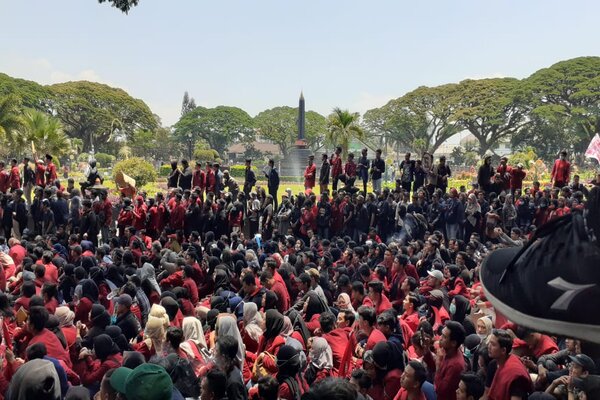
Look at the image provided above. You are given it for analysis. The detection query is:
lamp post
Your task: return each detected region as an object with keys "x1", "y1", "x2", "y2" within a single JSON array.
[{"x1": 187, "y1": 133, "x2": 193, "y2": 160}]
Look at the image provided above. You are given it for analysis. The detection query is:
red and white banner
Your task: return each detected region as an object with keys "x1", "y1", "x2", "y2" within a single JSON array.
[{"x1": 585, "y1": 133, "x2": 600, "y2": 162}]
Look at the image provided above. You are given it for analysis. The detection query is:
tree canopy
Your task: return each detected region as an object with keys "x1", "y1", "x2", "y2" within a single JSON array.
[
  {"x1": 98, "y1": 0, "x2": 139, "y2": 13},
  {"x1": 173, "y1": 105, "x2": 255, "y2": 158},
  {"x1": 254, "y1": 106, "x2": 327, "y2": 158},
  {"x1": 364, "y1": 84, "x2": 460, "y2": 156},
  {"x1": 48, "y1": 81, "x2": 157, "y2": 153}
]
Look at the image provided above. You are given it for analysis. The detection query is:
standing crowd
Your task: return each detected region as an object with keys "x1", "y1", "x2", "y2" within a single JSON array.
[{"x1": 0, "y1": 148, "x2": 598, "y2": 400}]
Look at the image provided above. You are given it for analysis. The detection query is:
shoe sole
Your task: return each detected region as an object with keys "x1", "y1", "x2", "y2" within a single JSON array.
[{"x1": 481, "y1": 279, "x2": 600, "y2": 344}]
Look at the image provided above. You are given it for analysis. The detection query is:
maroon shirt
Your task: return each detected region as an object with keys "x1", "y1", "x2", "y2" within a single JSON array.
[{"x1": 434, "y1": 349, "x2": 465, "y2": 400}]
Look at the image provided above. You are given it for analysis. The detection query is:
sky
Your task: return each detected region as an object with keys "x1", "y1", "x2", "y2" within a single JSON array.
[{"x1": 1, "y1": 0, "x2": 600, "y2": 129}]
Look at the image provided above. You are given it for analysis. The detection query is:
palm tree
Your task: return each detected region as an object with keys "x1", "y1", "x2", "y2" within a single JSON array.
[
  {"x1": 326, "y1": 108, "x2": 364, "y2": 157},
  {"x1": 20, "y1": 109, "x2": 71, "y2": 158},
  {"x1": 0, "y1": 95, "x2": 24, "y2": 156}
]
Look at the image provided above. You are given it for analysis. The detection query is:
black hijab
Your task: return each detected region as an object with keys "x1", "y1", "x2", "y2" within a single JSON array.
[
  {"x1": 265, "y1": 309, "x2": 285, "y2": 340},
  {"x1": 93, "y1": 334, "x2": 120, "y2": 361},
  {"x1": 304, "y1": 292, "x2": 328, "y2": 322},
  {"x1": 80, "y1": 279, "x2": 99, "y2": 302}
]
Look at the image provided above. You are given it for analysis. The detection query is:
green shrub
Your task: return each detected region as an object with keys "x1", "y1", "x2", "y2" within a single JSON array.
[
  {"x1": 113, "y1": 157, "x2": 157, "y2": 187},
  {"x1": 94, "y1": 152, "x2": 115, "y2": 168},
  {"x1": 193, "y1": 148, "x2": 221, "y2": 163},
  {"x1": 228, "y1": 164, "x2": 256, "y2": 178},
  {"x1": 158, "y1": 164, "x2": 172, "y2": 177},
  {"x1": 77, "y1": 153, "x2": 89, "y2": 163}
]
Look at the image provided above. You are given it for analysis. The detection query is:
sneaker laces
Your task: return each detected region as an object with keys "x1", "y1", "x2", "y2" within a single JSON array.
[{"x1": 499, "y1": 212, "x2": 584, "y2": 284}]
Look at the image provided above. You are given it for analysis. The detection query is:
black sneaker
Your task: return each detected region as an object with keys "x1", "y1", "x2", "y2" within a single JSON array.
[{"x1": 480, "y1": 187, "x2": 600, "y2": 343}]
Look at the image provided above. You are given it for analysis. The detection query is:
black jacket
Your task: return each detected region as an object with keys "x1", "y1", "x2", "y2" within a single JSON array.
[
  {"x1": 115, "y1": 311, "x2": 141, "y2": 341},
  {"x1": 319, "y1": 162, "x2": 330, "y2": 184}
]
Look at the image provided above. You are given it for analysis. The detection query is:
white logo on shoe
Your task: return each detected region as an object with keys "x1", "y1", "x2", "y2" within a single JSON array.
[{"x1": 548, "y1": 277, "x2": 596, "y2": 311}]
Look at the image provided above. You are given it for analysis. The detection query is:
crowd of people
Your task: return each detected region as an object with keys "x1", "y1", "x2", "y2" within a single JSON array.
[{"x1": 0, "y1": 147, "x2": 598, "y2": 400}]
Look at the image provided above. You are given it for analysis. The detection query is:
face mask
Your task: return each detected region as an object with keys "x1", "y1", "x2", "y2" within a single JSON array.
[
  {"x1": 449, "y1": 303, "x2": 456, "y2": 316},
  {"x1": 477, "y1": 333, "x2": 488, "y2": 340}
]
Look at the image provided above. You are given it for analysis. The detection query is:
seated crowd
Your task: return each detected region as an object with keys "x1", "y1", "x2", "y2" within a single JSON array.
[{"x1": 0, "y1": 150, "x2": 598, "y2": 400}]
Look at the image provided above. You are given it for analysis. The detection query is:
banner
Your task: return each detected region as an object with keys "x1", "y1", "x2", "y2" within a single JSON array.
[{"x1": 585, "y1": 133, "x2": 600, "y2": 162}]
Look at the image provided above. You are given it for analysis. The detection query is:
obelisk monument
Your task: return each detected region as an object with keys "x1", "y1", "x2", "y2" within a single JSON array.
[{"x1": 281, "y1": 91, "x2": 312, "y2": 176}]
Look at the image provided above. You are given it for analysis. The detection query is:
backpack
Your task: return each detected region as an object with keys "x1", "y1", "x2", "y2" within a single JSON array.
[{"x1": 168, "y1": 356, "x2": 200, "y2": 398}]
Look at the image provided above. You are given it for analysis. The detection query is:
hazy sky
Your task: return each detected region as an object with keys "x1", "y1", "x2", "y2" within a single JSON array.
[{"x1": 1, "y1": 0, "x2": 599, "y2": 127}]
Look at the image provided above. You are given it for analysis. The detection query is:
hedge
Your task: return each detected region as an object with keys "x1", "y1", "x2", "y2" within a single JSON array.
[{"x1": 113, "y1": 157, "x2": 157, "y2": 187}]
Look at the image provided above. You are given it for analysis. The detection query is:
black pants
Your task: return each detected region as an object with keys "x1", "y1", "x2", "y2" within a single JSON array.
[
  {"x1": 401, "y1": 181, "x2": 412, "y2": 194},
  {"x1": 269, "y1": 187, "x2": 278, "y2": 209}
]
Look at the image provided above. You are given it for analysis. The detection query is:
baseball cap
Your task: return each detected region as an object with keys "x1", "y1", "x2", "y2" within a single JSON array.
[
  {"x1": 114, "y1": 294, "x2": 132, "y2": 308},
  {"x1": 569, "y1": 354, "x2": 596, "y2": 373},
  {"x1": 427, "y1": 269, "x2": 444, "y2": 281},
  {"x1": 111, "y1": 364, "x2": 173, "y2": 400}
]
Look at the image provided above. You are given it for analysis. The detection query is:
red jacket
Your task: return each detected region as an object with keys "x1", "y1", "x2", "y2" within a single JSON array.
[
  {"x1": 170, "y1": 204, "x2": 186, "y2": 230},
  {"x1": 46, "y1": 162, "x2": 57, "y2": 184},
  {"x1": 322, "y1": 327, "x2": 351, "y2": 373},
  {"x1": 9, "y1": 166, "x2": 20, "y2": 190},
  {"x1": 488, "y1": 354, "x2": 532, "y2": 400},
  {"x1": 551, "y1": 159, "x2": 570, "y2": 184},
  {"x1": 330, "y1": 156, "x2": 342, "y2": 177},
  {"x1": 434, "y1": 350, "x2": 465, "y2": 400},
  {"x1": 304, "y1": 164, "x2": 316, "y2": 188},
  {"x1": 30, "y1": 328, "x2": 72, "y2": 367},
  {"x1": 81, "y1": 353, "x2": 123, "y2": 385},
  {"x1": 510, "y1": 168, "x2": 527, "y2": 190},
  {"x1": 0, "y1": 171, "x2": 9, "y2": 193},
  {"x1": 35, "y1": 164, "x2": 46, "y2": 186}
]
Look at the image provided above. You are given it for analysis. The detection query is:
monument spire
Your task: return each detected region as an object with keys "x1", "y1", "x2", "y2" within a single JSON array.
[{"x1": 298, "y1": 91, "x2": 306, "y2": 141}]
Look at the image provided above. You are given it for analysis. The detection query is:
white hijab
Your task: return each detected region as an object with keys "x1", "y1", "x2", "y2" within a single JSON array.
[
  {"x1": 243, "y1": 302, "x2": 263, "y2": 343},
  {"x1": 180, "y1": 316, "x2": 207, "y2": 359},
  {"x1": 216, "y1": 315, "x2": 245, "y2": 367},
  {"x1": 309, "y1": 337, "x2": 333, "y2": 370},
  {"x1": 138, "y1": 263, "x2": 161, "y2": 294}
]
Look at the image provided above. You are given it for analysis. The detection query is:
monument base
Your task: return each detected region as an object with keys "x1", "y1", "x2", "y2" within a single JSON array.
[{"x1": 280, "y1": 145, "x2": 313, "y2": 177}]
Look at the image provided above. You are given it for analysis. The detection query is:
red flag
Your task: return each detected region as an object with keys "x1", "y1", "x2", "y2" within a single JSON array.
[{"x1": 585, "y1": 133, "x2": 600, "y2": 162}]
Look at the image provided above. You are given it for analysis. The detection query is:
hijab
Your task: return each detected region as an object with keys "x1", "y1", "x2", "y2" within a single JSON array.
[
  {"x1": 8, "y1": 359, "x2": 61, "y2": 400},
  {"x1": 288, "y1": 309, "x2": 311, "y2": 347},
  {"x1": 55, "y1": 306, "x2": 75, "y2": 327},
  {"x1": 105, "y1": 325, "x2": 130, "y2": 353},
  {"x1": 304, "y1": 291, "x2": 328, "y2": 322},
  {"x1": 216, "y1": 315, "x2": 245, "y2": 366},
  {"x1": 337, "y1": 293, "x2": 355, "y2": 314},
  {"x1": 144, "y1": 315, "x2": 167, "y2": 354},
  {"x1": 282, "y1": 316, "x2": 294, "y2": 337},
  {"x1": 214, "y1": 269, "x2": 230, "y2": 292},
  {"x1": 276, "y1": 345, "x2": 302, "y2": 395},
  {"x1": 138, "y1": 263, "x2": 161, "y2": 294},
  {"x1": 182, "y1": 316, "x2": 207, "y2": 348},
  {"x1": 264, "y1": 309, "x2": 285, "y2": 341},
  {"x1": 309, "y1": 337, "x2": 333, "y2": 370},
  {"x1": 243, "y1": 302, "x2": 263, "y2": 343},
  {"x1": 93, "y1": 334, "x2": 120, "y2": 361},
  {"x1": 80, "y1": 279, "x2": 99, "y2": 302},
  {"x1": 477, "y1": 316, "x2": 493, "y2": 343}
]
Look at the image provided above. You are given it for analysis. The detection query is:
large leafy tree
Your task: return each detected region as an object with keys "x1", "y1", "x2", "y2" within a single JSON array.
[
  {"x1": 452, "y1": 78, "x2": 531, "y2": 156},
  {"x1": 18, "y1": 109, "x2": 71, "y2": 158},
  {"x1": 173, "y1": 106, "x2": 255, "y2": 158},
  {"x1": 526, "y1": 56, "x2": 600, "y2": 155},
  {"x1": 254, "y1": 107, "x2": 327, "y2": 158},
  {"x1": 326, "y1": 108, "x2": 364, "y2": 157},
  {"x1": 0, "y1": 73, "x2": 51, "y2": 111},
  {"x1": 48, "y1": 81, "x2": 157, "y2": 153},
  {"x1": 363, "y1": 84, "x2": 461, "y2": 155}
]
